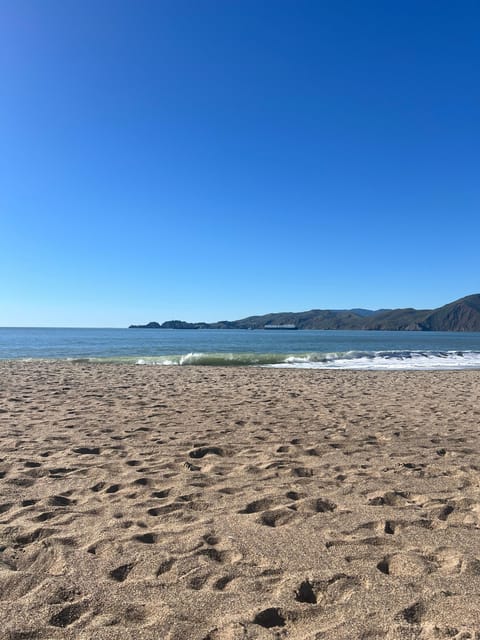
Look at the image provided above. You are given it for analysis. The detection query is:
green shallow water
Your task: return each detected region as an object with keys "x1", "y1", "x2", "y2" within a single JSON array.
[{"x1": 2, "y1": 328, "x2": 480, "y2": 369}]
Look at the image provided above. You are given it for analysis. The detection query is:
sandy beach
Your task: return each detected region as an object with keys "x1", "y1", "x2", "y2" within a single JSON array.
[{"x1": 1, "y1": 361, "x2": 480, "y2": 639}]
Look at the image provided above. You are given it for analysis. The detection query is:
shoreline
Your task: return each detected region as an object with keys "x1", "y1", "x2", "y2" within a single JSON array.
[
  {"x1": 1, "y1": 362, "x2": 480, "y2": 638},
  {"x1": 3, "y1": 354, "x2": 480, "y2": 371}
]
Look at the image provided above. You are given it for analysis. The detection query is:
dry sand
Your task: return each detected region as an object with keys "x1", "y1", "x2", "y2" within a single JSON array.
[{"x1": 1, "y1": 362, "x2": 480, "y2": 639}]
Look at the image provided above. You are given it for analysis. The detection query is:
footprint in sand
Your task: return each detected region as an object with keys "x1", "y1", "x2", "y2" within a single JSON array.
[
  {"x1": 156, "y1": 557, "x2": 175, "y2": 576},
  {"x1": 213, "y1": 575, "x2": 235, "y2": 590},
  {"x1": 384, "y1": 520, "x2": 396, "y2": 534},
  {"x1": 147, "y1": 503, "x2": 182, "y2": 516},
  {"x1": 21, "y1": 499, "x2": 37, "y2": 507},
  {"x1": 105, "y1": 484, "x2": 121, "y2": 494},
  {"x1": 285, "y1": 491, "x2": 306, "y2": 501},
  {"x1": 72, "y1": 447, "x2": 100, "y2": 455},
  {"x1": 109, "y1": 562, "x2": 135, "y2": 582},
  {"x1": 196, "y1": 548, "x2": 239, "y2": 563},
  {"x1": 253, "y1": 607, "x2": 286, "y2": 629},
  {"x1": 259, "y1": 509, "x2": 296, "y2": 528},
  {"x1": 294, "y1": 497, "x2": 337, "y2": 514},
  {"x1": 189, "y1": 446, "x2": 225, "y2": 459},
  {"x1": 188, "y1": 572, "x2": 210, "y2": 590},
  {"x1": 151, "y1": 489, "x2": 171, "y2": 499},
  {"x1": 202, "y1": 532, "x2": 220, "y2": 546},
  {"x1": 48, "y1": 495, "x2": 75, "y2": 507},
  {"x1": 35, "y1": 511, "x2": 56, "y2": 522},
  {"x1": 295, "y1": 579, "x2": 318, "y2": 604},
  {"x1": 432, "y1": 547, "x2": 480, "y2": 575},
  {"x1": 368, "y1": 490, "x2": 413, "y2": 507},
  {"x1": 49, "y1": 600, "x2": 89, "y2": 628},
  {"x1": 239, "y1": 496, "x2": 284, "y2": 514},
  {"x1": 396, "y1": 601, "x2": 425, "y2": 625},
  {"x1": 291, "y1": 467, "x2": 314, "y2": 478},
  {"x1": 294, "y1": 573, "x2": 360, "y2": 606},
  {"x1": 377, "y1": 552, "x2": 432, "y2": 577},
  {"x1": 133, "y1": 532, "x2": 158, "y2": 544},
  {"x1": 133, "y1": 477, "x2": 151, "y2": 487}
]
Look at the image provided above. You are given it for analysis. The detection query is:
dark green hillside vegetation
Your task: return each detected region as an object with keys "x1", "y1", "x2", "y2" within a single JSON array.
[
  {"x1": 130, "y1": 294, "x2": 480, "y2": 332},
  {"x1": 363, "y1": 308, "x2": 430, "y2": 331},
  {"x1": 417, "y1": 295, "x2": 480, "y2": 332}
]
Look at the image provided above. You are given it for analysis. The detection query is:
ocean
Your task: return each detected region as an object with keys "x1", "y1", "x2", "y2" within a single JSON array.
[{"x1": 1, "y1": 327, "x2": 480, "y2": 369}]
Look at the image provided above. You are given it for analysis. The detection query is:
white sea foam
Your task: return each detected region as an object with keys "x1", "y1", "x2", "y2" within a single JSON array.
[
  {"x1": 270, "y1": 350, "x2": 480, "y2": 370},
  {"x1": 134, "y1": 350, "x2": 480, "y2": 370}
]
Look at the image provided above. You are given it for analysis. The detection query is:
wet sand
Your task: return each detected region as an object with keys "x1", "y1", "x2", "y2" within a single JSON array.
[{"x1": 1, "y1": 361, "x2": 480, "y2": 639}]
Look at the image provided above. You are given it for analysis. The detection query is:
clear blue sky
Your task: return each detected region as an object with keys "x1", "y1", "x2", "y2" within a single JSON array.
[{"x1": 1, "y1": 0, "x2": 479, "y2": 327}]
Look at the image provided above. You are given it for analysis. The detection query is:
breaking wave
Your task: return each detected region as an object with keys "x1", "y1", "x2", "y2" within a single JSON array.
[{"x1": 132, "y1": 350, "x2": 480, "y2": 370}]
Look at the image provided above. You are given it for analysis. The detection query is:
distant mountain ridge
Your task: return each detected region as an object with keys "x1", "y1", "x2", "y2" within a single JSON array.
[{"x1": 129, "y1": 294, "x2": 480, "y2": 332}]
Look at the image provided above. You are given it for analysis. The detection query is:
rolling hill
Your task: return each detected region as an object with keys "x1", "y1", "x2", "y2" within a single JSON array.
[{"x1": 129, "y1": 294, "x2": 480, "y2": 332}]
